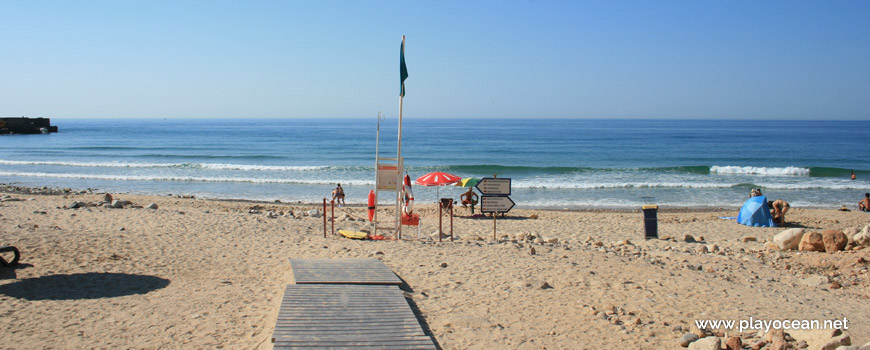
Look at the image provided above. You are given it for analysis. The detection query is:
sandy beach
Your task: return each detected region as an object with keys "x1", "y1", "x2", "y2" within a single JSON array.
[{"x1": 1, "y1": 187, "x2": 869, "y2": 349}]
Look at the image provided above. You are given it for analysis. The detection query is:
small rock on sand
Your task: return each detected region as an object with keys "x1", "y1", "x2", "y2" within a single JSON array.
[
  {"x1": 145, "y1": 203, "x2": 158, "y2": 209},
  {"x1": 688, "y1": 337, "x2": 721, "y2": 350},
  {"x1": 680, "y1": 333, "x2": 699, "y2": 347}
]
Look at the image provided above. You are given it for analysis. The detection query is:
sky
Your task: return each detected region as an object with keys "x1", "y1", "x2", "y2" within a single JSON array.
[{"x1": 2, "y1": 0, "x2": 869, "y2": 120}]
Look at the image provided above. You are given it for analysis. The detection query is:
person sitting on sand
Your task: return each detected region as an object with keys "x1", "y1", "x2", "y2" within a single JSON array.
[
  {"x1": 332, "y1": 184, "x2": 345, "y2": 207},
  {"x1": 460, "y1": 188, "x2": 479, "y2": 214},
  {"x1": 859, "y1": 193, "x2": 870, "y2": 212},
  {"x1": 769, "y1": 199, "x2": 790, "y2": 225}
]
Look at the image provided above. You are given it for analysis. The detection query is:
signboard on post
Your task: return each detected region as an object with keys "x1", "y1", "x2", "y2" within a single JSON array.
[
  {"x1": 480, "y1": 196, "x2": 515, "y2": 213},
  {"x1": 476, "y1": 177, "x2": 515, "y2": 240},
  {"x1": 476, "y1": 178, "x2": 511, "y2": 196},
  {"x1": 377, "y1": 165, "x2": 398, "y2": 190}
]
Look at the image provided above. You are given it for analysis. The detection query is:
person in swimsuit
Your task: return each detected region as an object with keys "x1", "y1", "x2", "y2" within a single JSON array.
[
  {"x1": 750, "y1": 188, "x2": 762, "y2": 198},
  {"x1": 769, "y1": 199, "x2": 790, "y2": 226},
  {"x1": 332, "y1": 184, "x2": 345, "y2": 206},
  {"x1": 859, "y1": 193, "x2": 869, "y2": 211},
  {"x1": 460, "y1": 188, "x2": 479, "y2": 214},
  {"x1": 851, "y1": 171, "x2": 857, "y2": 180}
]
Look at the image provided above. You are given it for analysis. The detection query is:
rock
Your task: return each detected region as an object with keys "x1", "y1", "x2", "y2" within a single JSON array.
[
  {"x1": 679, "y1": 333, "x2": 700, "y2": 347},
  {"x1": 684, "y1": 234, "x2": 697, "y2": 243},
  {"x1": 749, "y1": 339, "x2": 767, "y2": 350},
  {"x1": 774, "y1": 228, "x2": 805, "y2": 250},
  {"x1": 789, "y1": 329, "x2": 851, "y2": 350},
  {"x1": 740, "y1": 236, "x2": 758, "y2": 242},
  {"x1": 800, "y1": 275, "x2": 829, "y2": 286},
  {"x1": 799, "y1": 231, "x2": 825, "y2": 252},
  {"x1": 844, "y1": 226, "x2": 862, "y2": 241},
  {"x1": 307, "y1": 209, "x2": 321, "y2": 217},
  {"x1": 688, "y1": 336, "x2": 721, "y2": 350},
  {"x1": 706, "y1": 244, "x2": 719, "y2": 253},
  {"x1": 852, "y1": 225, "x2": 870, "y2": 246},
  {"x1": 145, "y1": 203, "x2": 158, "y2": 209},
  {"x1": 539, "y1": 281, "x2": 552, "y2": 289},
  {"x1": 529, "y1": 214, "x2": 538, "y2": 219},
  {"x1": 822, "y1": 230, "x2": 848, "y2": 252},
  {"x1": 546, "y1": 237, "x2": 559, "y2": 244},
  {"x1": 68, "y1": 201, "x2": 87, "y2": 209},
  {"x1": 696, "y1": 246, "x2": 709, "y2": 254},
  {"x1": 768, "y1": 339, "x2": 789, "y2": 350},
  {"x1": 529, "y1": 247, "x2": 536, "y2": 255},
  {"x1": 726, "y1": 336, "x2": 743, "y2": 350},
  {"x1": 439, "y1": 262, "x2": 448, "y2": 268}
]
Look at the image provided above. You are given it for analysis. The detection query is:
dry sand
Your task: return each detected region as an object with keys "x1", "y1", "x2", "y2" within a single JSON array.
[{"x1": 1, "y1": 189, "x2": 869, "y2": 349}]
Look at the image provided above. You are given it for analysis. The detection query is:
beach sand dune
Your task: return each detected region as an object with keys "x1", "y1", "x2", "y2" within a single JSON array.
[{"x1": 1, "y1": 191, "x2": 868, "y2": 349}]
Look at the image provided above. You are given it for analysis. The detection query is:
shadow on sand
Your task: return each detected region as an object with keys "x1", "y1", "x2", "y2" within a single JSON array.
[
  {"x1": 397, "y1": 275, "x2": 443, "y2": 350},
  {"x1": 0, "y1": 272, "x2": 170, "y2": 301}
]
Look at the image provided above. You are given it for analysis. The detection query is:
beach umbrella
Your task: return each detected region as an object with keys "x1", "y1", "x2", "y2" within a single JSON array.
[
  {"x1": 455, "y1": 177, "x2": 481, "y2": 188},
  {"x1": 415, "y1": 172, "x2": 461, "y2": 199}
]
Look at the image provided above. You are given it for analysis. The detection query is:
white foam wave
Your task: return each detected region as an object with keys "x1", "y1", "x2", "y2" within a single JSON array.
[
  {"x1": 710, "y1": 166, "x2": 810, "y2": 176},
  {"x1": 0, "y1": 159, "x2": 328, "y2": 171},
  {"x1": 512, "y1": 180, "x2": 735, "y2": 189},
  {"x1": 0, "y1": 171, "x2": 372, "y2": 186}
]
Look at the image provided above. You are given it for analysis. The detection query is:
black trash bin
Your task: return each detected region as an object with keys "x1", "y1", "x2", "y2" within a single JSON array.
[{"x1": 642, "y1": 205, "x2": 658, "y2": 239}]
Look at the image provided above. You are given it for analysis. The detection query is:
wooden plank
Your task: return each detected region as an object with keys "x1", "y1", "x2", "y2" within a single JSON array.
[
  {"x1": 272, "y1": 284, "x2": 435, "y2": 350},
  {"x1": 290, "y1": 259, "x2": 402, "y2": 285}
]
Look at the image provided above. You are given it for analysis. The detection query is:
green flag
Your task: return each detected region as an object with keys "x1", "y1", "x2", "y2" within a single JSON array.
[{"x1": 400, "y1": 39, "x2": 408, "y2": 97}]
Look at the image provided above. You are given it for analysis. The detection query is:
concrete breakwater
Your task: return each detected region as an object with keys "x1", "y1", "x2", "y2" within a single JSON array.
[{"x1": 0, "y1": 117, "x2": 58, "y2": 134}]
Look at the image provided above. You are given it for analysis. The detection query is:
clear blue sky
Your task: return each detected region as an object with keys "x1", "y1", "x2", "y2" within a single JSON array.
[{"x1": 2, "y1": 1, "x2": 868, "y2": 119}]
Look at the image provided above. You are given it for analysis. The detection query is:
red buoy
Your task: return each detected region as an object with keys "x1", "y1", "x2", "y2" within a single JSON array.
[{"x1": 367, "y1": 190, "x2": 376, "y2": 221}]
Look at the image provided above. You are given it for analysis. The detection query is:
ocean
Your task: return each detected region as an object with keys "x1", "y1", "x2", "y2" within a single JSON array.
[{"x1": 1, "y1": 118, "x2": 868, "y2": 209}]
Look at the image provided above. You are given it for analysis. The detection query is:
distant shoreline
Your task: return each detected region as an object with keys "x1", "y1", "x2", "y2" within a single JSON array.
[{"x1": 2, "y1": 183, "x2": 845, "y2": 213}]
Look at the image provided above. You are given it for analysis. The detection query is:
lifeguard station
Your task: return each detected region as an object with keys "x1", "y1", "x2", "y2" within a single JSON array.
[{"x1": 370, "y1": 36, "x2": 420, "y2": 239}]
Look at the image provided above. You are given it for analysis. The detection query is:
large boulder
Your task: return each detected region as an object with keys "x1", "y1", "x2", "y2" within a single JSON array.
[
  {"x1": 799, "y1": 231, "x2": 825, "y2": 252},
  {"x1": 774, "y1": 228, "x2": 805, "y2": 250},
  {"x1": 822, "y1": 230, "x2": 848, "y2": 253},
  {"x1": 853, "y1": 225, "x2": 870, "y2": 246}
]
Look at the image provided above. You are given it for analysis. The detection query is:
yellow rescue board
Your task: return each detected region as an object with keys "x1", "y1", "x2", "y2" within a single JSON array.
[{"x1": 339, "y1": 230, "x2": 368, "y2": 240}]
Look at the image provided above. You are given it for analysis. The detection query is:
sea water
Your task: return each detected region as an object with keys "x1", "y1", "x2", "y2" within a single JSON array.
[{"x1": 1, "y1": 118, "x2": 868, "y2": 209}]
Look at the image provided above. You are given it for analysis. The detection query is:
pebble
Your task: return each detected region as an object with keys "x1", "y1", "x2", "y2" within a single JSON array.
[
  {"x1": 679, "y1": 333, "x2": 700, "y2": 347},
  {"x1": 145, "y1": 203, "x2": 158, "y2": 209}
]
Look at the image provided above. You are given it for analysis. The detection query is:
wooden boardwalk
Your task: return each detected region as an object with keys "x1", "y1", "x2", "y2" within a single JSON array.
[
  {"x1": 272, "y1": 259, "x2": 436, "y2": 349},
  {"x1": 290, "y1": 258, "x2": 403, "y2": 285}
]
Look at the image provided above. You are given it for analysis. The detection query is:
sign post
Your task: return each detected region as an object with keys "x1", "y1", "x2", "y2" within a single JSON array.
[{"x1": 476, "y1": 178, "x2": 515, "y2": 240}]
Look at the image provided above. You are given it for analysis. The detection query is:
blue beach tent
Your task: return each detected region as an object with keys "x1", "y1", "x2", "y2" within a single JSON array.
[{"x1": 738, "y1": 196, "x2": 776, "y2": 227}]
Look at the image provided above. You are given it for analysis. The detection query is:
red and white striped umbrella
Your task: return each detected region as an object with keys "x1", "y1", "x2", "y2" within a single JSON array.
[
  {"x1": 415, "y1": 172, "x2": 461, "y2": 186},
  {"x1": 415, "y1": 172, "x2": 461, "y2": 200}
]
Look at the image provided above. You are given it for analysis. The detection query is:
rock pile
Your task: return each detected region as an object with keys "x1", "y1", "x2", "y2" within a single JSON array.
[
  {"x1": 773, "y1": 225, "x2": 870, "y2": 253},
  {"x1": 679, "y1": 327, "x2": 864, "y2": 350}
]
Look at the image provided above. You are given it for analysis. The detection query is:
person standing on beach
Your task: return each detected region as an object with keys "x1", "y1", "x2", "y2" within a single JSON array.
[
  {"x1": 859, "y1": 193, "x2": 869, "y2": 211},
  {"x1": 332, "y1": 184, "x2": 345, "y2": 207}
]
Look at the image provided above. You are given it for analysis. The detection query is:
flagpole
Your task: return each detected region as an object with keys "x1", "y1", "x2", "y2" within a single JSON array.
[{"x1": 396, "y1": 35, "x2": 405, "y2": 239}]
